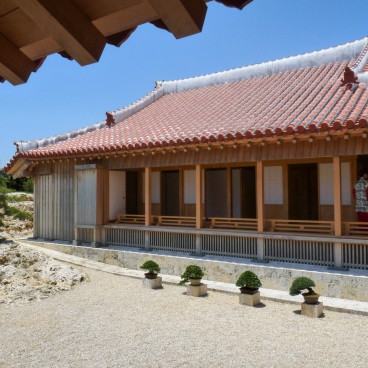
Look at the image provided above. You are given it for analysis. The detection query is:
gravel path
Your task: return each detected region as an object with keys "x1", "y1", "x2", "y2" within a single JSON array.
[{"x1": 1, "y1": 266, "x2": 368, "y2": 368}]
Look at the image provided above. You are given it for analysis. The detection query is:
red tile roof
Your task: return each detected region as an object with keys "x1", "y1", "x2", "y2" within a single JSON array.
[{"x1": 5, "y1": 37, "x2": 368, "y2": 172}]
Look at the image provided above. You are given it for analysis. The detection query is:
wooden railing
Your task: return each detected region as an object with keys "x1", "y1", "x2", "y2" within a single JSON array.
[
  {"x1": 116, "y1": 214, "x2": 145, "y2": 225},
  {"x1": 270, "y1": 219, "x2": 334, "y2": 234},
  {"x1": 209, "y1": 217, "x2": 258, "y2": 231},
  {"x1": 344, "y1": 222, "x2": 368, "y2": 236},
  {"x1": 156, "y1": 216, "x2": 196, "y2": 227}
]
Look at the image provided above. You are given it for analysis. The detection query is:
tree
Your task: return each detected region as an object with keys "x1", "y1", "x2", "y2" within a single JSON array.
[{"x1": 6, "y1": 175, "x2": 33, "y2": 193}]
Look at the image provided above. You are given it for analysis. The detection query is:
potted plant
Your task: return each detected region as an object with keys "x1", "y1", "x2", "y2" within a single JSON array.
[
  {"x1": 179, "y1": 265, "x2": 204, "y2": 286},
  {"x1": 289, "y1": 276, "x2": 320, "y2": 304},
  {"x1": 235, "y1": 271, "x2": 262, "y2": 294},
  {"x1": 140, "y1": 260, "x2": 160, "y2": 280}
]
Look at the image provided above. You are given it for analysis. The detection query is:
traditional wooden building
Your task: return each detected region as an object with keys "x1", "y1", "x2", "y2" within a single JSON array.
[{"x1": 6, "y1": 37, "x2": 368, "y2": 270}]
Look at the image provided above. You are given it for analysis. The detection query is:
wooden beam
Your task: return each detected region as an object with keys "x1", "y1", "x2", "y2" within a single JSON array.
[
  {"x1": 13, "y1": 0, "x2": 106, "y2": 65},
  {"x1": 195, "y1": 164, "x2": 203, "y2": 229},
  {"x1": 147, "y1": 0, "x2": 207, "y2": 39},
  {"x1": 0, "y1": 33, "x2": 35, "y2": 85},
  {"x1": 256, "y1": 161, "x2": 264, "y2": 232},
  {"x1": 145, "y1": 167, "x2": 152, "y2": 226},
  {"x1": 333, "y1": 156, "x2": 342, "y2": 236}
]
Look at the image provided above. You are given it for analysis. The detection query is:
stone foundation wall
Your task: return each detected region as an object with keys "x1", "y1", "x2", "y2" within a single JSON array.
[{"x1": 25, "y1": 240, "x2": 368, "y2": 302}]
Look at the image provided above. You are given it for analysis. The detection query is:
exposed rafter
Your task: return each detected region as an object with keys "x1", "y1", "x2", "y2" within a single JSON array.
[
  {"x1": 0, "y1": 33, "x2": 35, "y2": 85},
  {"x1": 13, "y1": 0, "x2": 106, "y2": 65},
  {"x1": 0, "y1": 0, "x2": 252, "y2": 85},
  {"x1": 215, "y1": 0, "x2": 253, "y2": 10},
  {"x1": 147, "y1": 0, "x2": 207, "y2": 39}
]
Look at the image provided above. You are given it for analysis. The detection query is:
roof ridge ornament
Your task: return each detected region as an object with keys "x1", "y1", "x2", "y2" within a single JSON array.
[{"x1": 341, "y1": 40, "x2": 368, "y2": 90}]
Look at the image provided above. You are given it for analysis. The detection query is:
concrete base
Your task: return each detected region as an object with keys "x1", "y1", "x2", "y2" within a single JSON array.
[
  {"x1": 187, "y1": 283, "x2": 207, "y2": 297},
  {"x1": 301, "y1": 302, "x2": 324, "y2": 318},
  {"x1": 21, "y1": 239, "x2": 368, "y2": 303},
  {"x1": 91, "y1": 242, "x2": 101, "y2": 248},
  {"x1": 239, "y1": 291, "x2": 261, "y2": 306},
  {"x1": 142, "y1": 277, "x2": 162, "y2": 289},
  {"x1": 72, "y1": 240, "x2": 80, "y2": 246}
]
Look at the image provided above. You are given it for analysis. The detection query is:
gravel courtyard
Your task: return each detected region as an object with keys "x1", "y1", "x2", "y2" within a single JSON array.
[{"x1": 1, "y1": 266, "x2": 368, "y2": 368}]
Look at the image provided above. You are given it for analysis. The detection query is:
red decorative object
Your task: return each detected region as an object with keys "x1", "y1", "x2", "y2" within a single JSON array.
[{"x1": 340, "y1": 66, "x2": 358, "y2": 90}]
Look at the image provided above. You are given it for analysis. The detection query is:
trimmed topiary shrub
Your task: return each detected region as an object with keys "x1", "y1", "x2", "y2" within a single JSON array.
[
  {"x1": 289, "y1": 277, "x2": 316, "y2": 296},
  {"x1": 140, "y1": 260, "x2": 160, "y2": 274},
  {"x1": 179, "y1": 265, "x2": 204, "y2": 285},
  {"x1": 235, "y1": 271, "x2": 262, "y2": 290}
]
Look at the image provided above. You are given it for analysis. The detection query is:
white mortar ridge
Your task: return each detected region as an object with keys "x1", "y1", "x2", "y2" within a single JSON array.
[
  {"x1": 16, "y1": 120, "x2": 107, "y2": 153},
  {"x1": 157, "y1": 37, "x2": 368, "y2": 94},
  {"x1": 19, "y1": 241, "x2": 368, "y2": 316}
]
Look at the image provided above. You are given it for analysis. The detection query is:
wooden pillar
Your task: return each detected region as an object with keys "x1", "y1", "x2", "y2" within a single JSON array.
[
  {"x1": 195, "y1": 164, "x2": 203, "y2": 230},
  {"x1": 256, "y1": 161, "x2": 265, "y2": 261},
  {"x1": 333, "y1": 156, "x2": 342, "y2": 237},
  {"x1": 256, "y1": 161, "x2": 264, "y2": 232},
  {"x1": 227, "y1": 167, "x2": 232, "y2": 218},
  {"x1": 333, "y1": 156, "x2": 343, "y2": 269},
  {"x1": 145, "y1": 167, "x2": 152, "y2": 226}
]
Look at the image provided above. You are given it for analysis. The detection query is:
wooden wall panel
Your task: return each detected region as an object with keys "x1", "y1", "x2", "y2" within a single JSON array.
[
  {"x1": 264, "y1": 205, "x2": 286, "y2": 221},
  {"x1": 77, "y1": 169, "x2": 97, "y2": 225},
  {"x1": 184, "y1": 204, "x2": 195, "y2": 216},
  {"x1": 33, "y1": 161, "x2": 74, "y2": 241},
  {"x1": 320, "y1": 205, "x2": 334, "y2": 221}
]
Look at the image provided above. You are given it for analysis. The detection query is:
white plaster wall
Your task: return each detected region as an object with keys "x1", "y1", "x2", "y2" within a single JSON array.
[
  {"x1": 319, "y1": 163, "x2": 351, "y2": 205},
  {"x1": 142, "y1": 171, "x2": 161, "y2": 203},
  {"x1": 319, "y1": 163, "x2": 334, "y2": 205},
  {"x1": 184, "y1": 170, "x2": 196, "y2": 204},
  {"x1": 264, "y1": 166, "x2": 283, "y2": 204},
  {"x1": 109, "y1": 171, "x2": 126, "y2": 220},
  {"x1": 152, "y1": 172, "x2": 160, "y2": 203}
]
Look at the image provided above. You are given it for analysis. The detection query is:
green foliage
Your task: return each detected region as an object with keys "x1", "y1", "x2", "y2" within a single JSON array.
[
  {"x1": 5, "y1": 206, "x2": 33, "y2": 221},
  {"x1": 7, "y1": 176, "x2": 33, "y2": 193},
  {"x1": 0, "y1": 191, "x2": 7, "y2": 227},
  {"x1": 289, "y1": 277, "x2": 316, "y2": 296},
  {"x1": 179, "y1": 265, "x2": 204, "y2": 285},
  {"x1": 235, "y1": 271, "x2": 262, "y2": 289},
  {"x1": 140, "y1": 260, "x2": 160, "y2": 274},
  {"x1": 0, "y1": 173, "x2": 7, "y2": 191},
  {"x1": 7, "y1": 194, "x2": 31, "y2": 203}
]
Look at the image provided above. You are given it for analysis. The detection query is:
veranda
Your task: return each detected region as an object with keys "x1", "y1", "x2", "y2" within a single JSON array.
[{"x1": 30, "y1": 134, "x2": 368, "y2": 271}]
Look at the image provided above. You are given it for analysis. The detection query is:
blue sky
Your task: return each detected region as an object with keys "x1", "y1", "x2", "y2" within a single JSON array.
[{"x1": 1, "y1": 0, "x2": 368, "y2": 166}]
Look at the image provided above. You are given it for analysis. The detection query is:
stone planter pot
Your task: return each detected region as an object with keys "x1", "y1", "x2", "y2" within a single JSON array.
[
  {"x1": 143, "y1": 276, "x2": 162, "y2": 289},
  {"x1": 144, "y1": 272, "x2": 158, "y2": 280},
  {"x1": 239, "y1": 287, "x2": 259, "y2": 295},
  {"x1": 190, "y1": 278, "x2": 201, "y2": 286},
  {"x1": 302, "y1": 293, "x2": 320, "y2": 304},
  {"x1": 239, "y1": 291, "x2": 261, "y2": 306}
]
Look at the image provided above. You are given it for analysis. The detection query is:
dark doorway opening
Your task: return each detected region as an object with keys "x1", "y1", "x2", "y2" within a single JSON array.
[
  {"x1": 126, "y1": 171, "x2": 138, "y2": 214},
  {"x1": 205, "y1": 169, "x2": 227, "y2": 218},
  {"x1": 162, "y1": 171, "x2": 180, "y2": 216},
  {"x1": 357, "y1": 155, "x2": 368, "y2": 178},
  {"x1": 288, "y1": 164, "x2": 318, "y2": 220},
  {"x1": 241, "y1": 167, "x2": 256, "y2": 218}
]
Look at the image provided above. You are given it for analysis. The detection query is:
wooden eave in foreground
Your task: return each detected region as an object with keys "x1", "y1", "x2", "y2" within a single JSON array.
[{"x1": 0, "y1": 0, "x2": 251, "y2": 85}]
